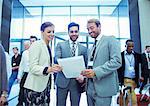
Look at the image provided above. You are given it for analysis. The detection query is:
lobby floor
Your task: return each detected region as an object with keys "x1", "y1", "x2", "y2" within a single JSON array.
[{"x1": 8, "y1": 83, "x2": 149, "y2": 106}]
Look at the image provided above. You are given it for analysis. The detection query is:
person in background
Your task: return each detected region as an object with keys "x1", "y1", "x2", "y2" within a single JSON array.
[
  {"x1": 17, "y1": 36, "x2": 37, "y2": 106},
  {"x1": 117, "y1": 39, "x2": 141, "y2": 106},
  {"x1": 16, "y1": 41, "x2": 31, "y2": 106},
  {"x1": 23, "y1": 22, "x2": 62, "y2": 106},
  {"x1": 0, "y1": 44, "x2": 8, "y2": 106},
  {"x1": 8, "y1": 47, "x2": 21, "y2": 95},
  {"x1": 81, "y1": 19, "x2": 121, "y2": 106},
  {"x1": 139, "y1": 45, "x2": 150, "y2": 94},
  {"x1": 55, "y1": 22, "x2": 88, "y2": 106},
  {"x1": 30, "y1": 35, "x2": 38, "y2": 44}
]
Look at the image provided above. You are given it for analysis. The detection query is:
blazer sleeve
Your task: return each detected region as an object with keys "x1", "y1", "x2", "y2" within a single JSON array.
[
  {"x1": 93, "y1": 36, "x2": 122, "y2": 80},
  {"x1": 0, "y1": 45, "x2": 8, "y2": 92},
  {"x1": 29, "y1": 42, "x2": 46, "y2": 76}
]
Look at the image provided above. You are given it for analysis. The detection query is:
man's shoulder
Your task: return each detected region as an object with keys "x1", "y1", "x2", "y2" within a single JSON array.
[
  {"x1": 57, "y1": 40, "x2": 68, "y2": 46},
  {"x1": 102, "y1": 35, "x2": 117, "y2": 42}
]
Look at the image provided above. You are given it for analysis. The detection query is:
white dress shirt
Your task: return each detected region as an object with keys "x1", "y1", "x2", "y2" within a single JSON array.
[{"x1": 18, "y1": 50, "x2": 29, "y2": 79}]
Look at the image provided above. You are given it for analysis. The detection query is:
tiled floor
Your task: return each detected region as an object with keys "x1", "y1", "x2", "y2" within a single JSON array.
[{"x1": 8, "y1": 83, "x2": 150, "y2": 106}]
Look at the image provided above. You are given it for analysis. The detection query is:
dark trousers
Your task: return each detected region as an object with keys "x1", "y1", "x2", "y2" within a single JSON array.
[
  {"x1": 18, "y1": 72, "x2": 28, "y2": 105},
  {"x1": 56, "y1": 79, "x2": 81, "y2": 106}
]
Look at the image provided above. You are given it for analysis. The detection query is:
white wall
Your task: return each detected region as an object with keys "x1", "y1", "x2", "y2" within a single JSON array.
[{"x1": 138, "y1": 0, "x2": 150, "y2": 52}]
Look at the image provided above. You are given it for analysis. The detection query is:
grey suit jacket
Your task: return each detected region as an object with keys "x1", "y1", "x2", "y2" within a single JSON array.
[
  {"x1": 0, "y1": 44, "x2": 8, "y2": 95},
  {"x1": 55, "y1": 40, "x2": 88, "y2": 88},
  {"x1": 88, "y1": 36, "x2": 122, "y2": 97}
]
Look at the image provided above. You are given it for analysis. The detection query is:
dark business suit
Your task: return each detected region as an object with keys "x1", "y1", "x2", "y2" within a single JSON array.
[
  {"x1": 117, "y1": 51, "x2": 141, "y2": 87},
  {"x1": 139, "y1": 53, "x2": 150, "y2": 92},
  {"x1": 0, "y1": 44, "x2": 8, "y2": 95},
  {"x1": 55, "y1": 40, "x2": 88, "y2": 106}
]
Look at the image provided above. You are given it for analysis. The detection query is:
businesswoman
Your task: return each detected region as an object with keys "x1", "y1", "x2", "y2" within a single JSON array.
[{"x1": 23, "y1": 22, "x2": 62, "y2": 106}]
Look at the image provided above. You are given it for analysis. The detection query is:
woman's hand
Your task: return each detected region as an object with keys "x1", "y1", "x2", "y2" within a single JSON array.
[{"x1": 47, "y1": 64, "x2": 62, "y2": 73}]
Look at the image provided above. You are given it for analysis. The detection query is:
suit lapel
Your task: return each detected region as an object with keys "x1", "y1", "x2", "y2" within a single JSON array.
[
  {"x1": 78, "y1": 43, "x2": 81, "y2": 56},
  {"x1": 93, "y1": 36, "x2": 104, "y2": 61},
  {"x1": 65, "y1": 40, "x2": 72, "y2": 56}
]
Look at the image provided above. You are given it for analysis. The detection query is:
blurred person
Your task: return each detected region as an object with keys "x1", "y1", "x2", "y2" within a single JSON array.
[
  {"x1": 23, "y1": 22, "x2": 62, "y2": 106},
  {"x1": 5, "y1": 52, "x2": 12, "y2": 80},
  {"x1": 8, "y1": 47, "x2": 21, "y2": 95},
  {"x1": 0, "y1": 44, "x2": 8, "y2": 106},
  {"x1": 30, "y1": 35, "x2": 38, "y2": 44},
  {"x1": 55, "y1": 22, "x2": 88, "y2": 106},
  {"x1": 139, "y1": 45, "x2": 150, "y2": 94},
  {"x1": 16, "y1": 41, "x2": 31, "y2": 106},
  {"x1": 81, "y1": 19, "x2": 121, "y2": 106},
  {"x1": 117, "y1": 39, "x2": 141, "y2": 106}
]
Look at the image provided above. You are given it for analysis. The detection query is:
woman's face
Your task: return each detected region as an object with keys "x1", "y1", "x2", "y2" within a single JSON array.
[{"x1": 42, "y1": 26, "x2": 55, "y2": 42}]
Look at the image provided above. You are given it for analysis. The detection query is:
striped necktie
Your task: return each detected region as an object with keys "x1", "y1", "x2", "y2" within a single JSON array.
[{"x1": 71, "y1": 42, "x2": 76, "y2": 56}]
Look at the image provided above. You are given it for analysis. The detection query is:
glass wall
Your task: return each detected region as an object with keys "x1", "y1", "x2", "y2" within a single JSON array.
[{"x1": 10, "y1": 0, "x2": 130, "y2": 53}]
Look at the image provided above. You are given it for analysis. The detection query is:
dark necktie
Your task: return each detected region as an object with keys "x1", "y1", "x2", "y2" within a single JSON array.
[
  {"x1": 90, "y1": 40, "x2": 97, "y2": 61},
  {"x1": 71, "y1": 42, "x2": 76, "y2": 56}
]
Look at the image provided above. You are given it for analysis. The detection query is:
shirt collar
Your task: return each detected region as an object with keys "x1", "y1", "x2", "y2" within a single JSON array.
[
  {"x1": 125, "y1": 50, "x2": 134, "y2": 55},
  {"x1": 145, "y1": 51, "x2": 150, "y2": 56},
  {"x1": 96, "y1": 34, "x2": 102, "y2": 41},
  {"x1": 69, "y1": 39, "x2": 77, "y2": 45}
]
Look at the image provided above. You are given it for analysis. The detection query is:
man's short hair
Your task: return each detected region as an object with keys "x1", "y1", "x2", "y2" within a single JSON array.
[
  {"x1": 125, "y1": 39, "x2": 134, "y2": 45},
  {"x1": 87, "y1": 19, "x2": 101, "y2": 27},
  {"x1": 68, "y1": 22, "x2": 79, "y2": 32},
  {"x1": 30, "y1": 36, "x2": 37, "y2": 40},
  {"x1": 145, "y1": 45, "x2": 150, "y2": 49},
  {"x1": 12, "y1": 47, "x2": 18, "y2": 50}
]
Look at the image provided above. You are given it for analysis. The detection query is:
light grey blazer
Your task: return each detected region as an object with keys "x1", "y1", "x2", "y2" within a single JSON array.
[
  {"x1": 55, "y1": 40, "x2": 88, "y2": 88},
  {"x1": 88, "y1": 36, "x2": 122, "y2": 97},
  {"x1": 24, "y1": 40, "x2": 51, "y2": 92},
  {"x1": 0, "y1": 44, "x2": 8, "y2": 94}
]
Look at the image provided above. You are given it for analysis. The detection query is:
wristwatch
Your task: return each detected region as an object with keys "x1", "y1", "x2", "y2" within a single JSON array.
[{"x1": 1, "y1": 91, "x2": 8, "y2": 98}]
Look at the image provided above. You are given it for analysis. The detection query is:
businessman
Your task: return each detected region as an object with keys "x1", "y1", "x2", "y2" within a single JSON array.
[
  {"x1": 81, "y1": 19, "x2": 122, "y2": 106},
  {"x1": 117, "y1": 39, "x2": 141, "y2": 106},
  {"x1": 55, "y1": 22, "x2": 88, "y2": 106},
  {"x1": 139, "y1": 45, "x2": 150, "y2": 94}
]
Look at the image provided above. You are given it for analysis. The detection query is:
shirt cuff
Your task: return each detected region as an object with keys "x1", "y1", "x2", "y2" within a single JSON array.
[{"x1": 43, "y1": 67, "x2": 49, "y2": 75}]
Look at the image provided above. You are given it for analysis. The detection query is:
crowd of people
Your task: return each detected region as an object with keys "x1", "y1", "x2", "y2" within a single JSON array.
[{"x1": 0, "y1": 18, "x2": 150, "y2": 106}]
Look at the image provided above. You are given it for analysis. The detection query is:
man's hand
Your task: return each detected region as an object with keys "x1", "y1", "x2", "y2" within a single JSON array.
[
  {"x1": 140, "y1": 77, "x2": 144, "y2": 82},
  {"x1": 0, "y1": 96, "x2": 7, "y2": 106},
  {"x1": 81, "y1": 69, "x2": 96, "y2": 78},
  {"x1": 16, "y1": 78, "x2": 21, "y2": 83},
  {"x1": 12, "y1": 66, "x2": 19, "y2": 70}
]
